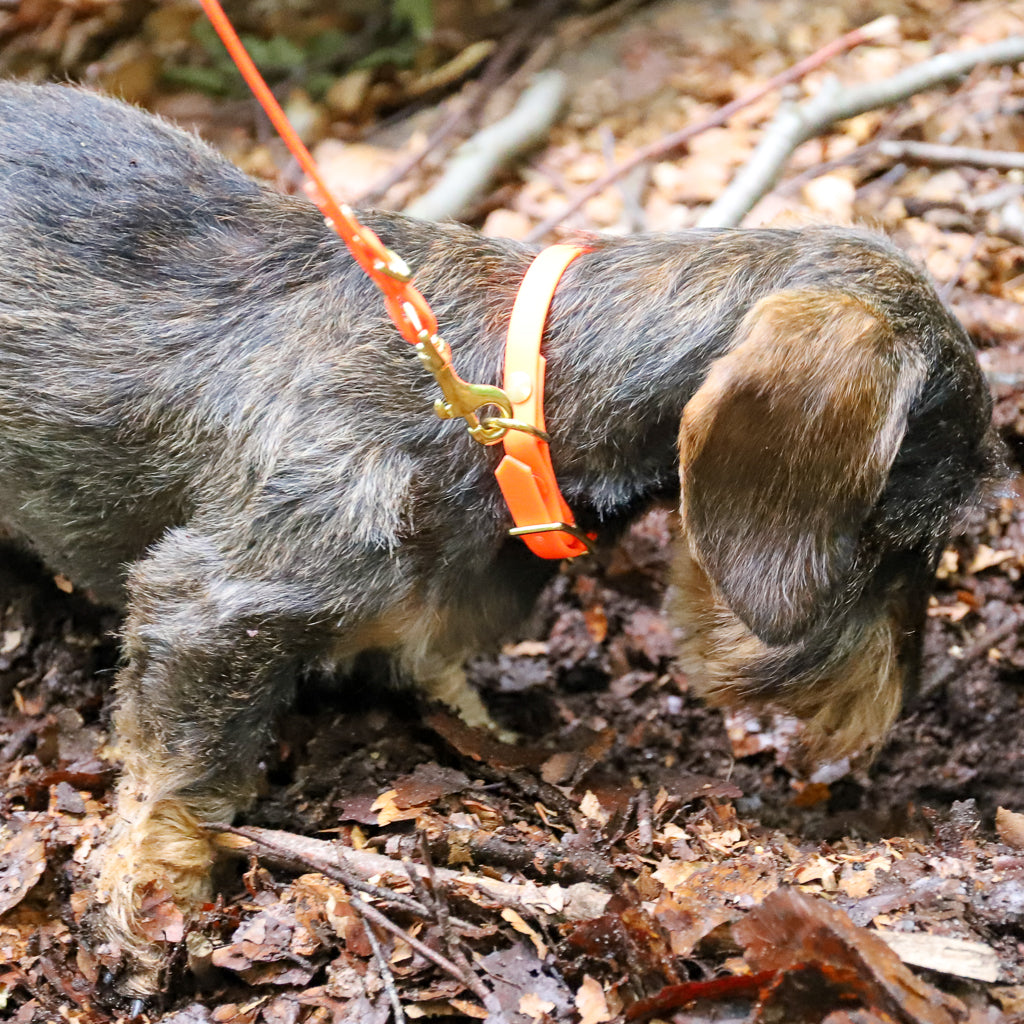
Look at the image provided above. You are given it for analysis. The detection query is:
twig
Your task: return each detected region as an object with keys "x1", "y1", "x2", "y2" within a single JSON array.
[
  {"x1": 359, "y1": 912, "x2": 406, "y2": 1024},
  {"x1": 352, "y1": 892, "x2": 489, "y2": 1005},
  {"x1": 524, "y1": 14, "x2": 898, "y2": 241},
  {"x1": 925, "y1": 616, "x2": 1020, "y2": 693},
  {"x1": 404, "y1": 70, "x2": 568, "y2": 221},
  {"x1": 357, "y1": 0, "x2": 562, "y2": 206},
  {"x1": 557, "y1": 0, "x2": 649, "y2": 48},
  {"x1": 636, "y1": 788, "x2": 653, "y2": 855},
  {"x1": 208, "y1": 822, "x2": 434, "y2": 918},
  {"x1": 776, "y1": 137, "x2": 884, "y2": 197},
  {"x1": 600, "y1": 124, "x2": 647, "y2": 232},
  {"x1": 213, "y1": 823, "x2": 491, "y2": 1004},
  {"x1": 414, "y1": 832, "x2": 479, "y2": 993},
  {"x1": 511, "y1": 0, "x2": 650, "y2": 88},
  {"x1": 877, "y1": 139, "x2": 1024, "y2": 172},
  {"x1": 779, "y1": 65, "x2": 995, "y2": 198},
  {"x1": 208, "y1": 822, "x2": 613, "y2": 920},
  {"x1": 1, "y1": 720, "x2": 38, "y2": 763},
  {"x1": 436, "y1": 821, "x2": 620, "y2": 887},
  {"x1": 700, "y1": 35, "x2": 1024, "y2": 228}
]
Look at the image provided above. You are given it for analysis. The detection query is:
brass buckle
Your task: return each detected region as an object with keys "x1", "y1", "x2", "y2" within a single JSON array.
[{"x1": 508, "y1": 521, "x2": 596, "y2": 554}]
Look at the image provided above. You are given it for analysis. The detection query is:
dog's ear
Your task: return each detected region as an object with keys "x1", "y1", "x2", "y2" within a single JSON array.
[{"x1": 680, "y1": 289, "x2": 927, "y2": 645}]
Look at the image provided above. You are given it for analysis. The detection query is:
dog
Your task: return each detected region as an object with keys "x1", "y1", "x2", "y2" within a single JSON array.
[{"x1": 0, "y1": 82, "x2": 999, "y2": 992}]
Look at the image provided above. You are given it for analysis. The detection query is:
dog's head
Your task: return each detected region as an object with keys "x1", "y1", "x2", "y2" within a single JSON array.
[{"x1": 670, "y1": 268, "x2": 1001, "y2": 759}]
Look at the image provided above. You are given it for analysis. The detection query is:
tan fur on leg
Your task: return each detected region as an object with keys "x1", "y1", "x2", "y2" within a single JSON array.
[
  {"x1": 91, "y1": 722, "x2": 241, "y2": 995},
  {"x1": 417, "y1": 665, "x2": 495, "y2": 728}
]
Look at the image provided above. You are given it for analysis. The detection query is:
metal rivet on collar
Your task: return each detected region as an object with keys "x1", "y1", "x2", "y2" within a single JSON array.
[{"x1": 506, "y1": 371, "x2": 533, "y2": 405}]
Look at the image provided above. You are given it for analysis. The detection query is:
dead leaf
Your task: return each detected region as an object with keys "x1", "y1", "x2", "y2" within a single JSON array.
[
  {"x1": 579, "y1": 790, "x2": 610, "y2": 827},
  {"x1": 518, "y1": 991, "x2": 555, "y2": 1020},
  {"x1": 967, "y1": 544, "x2": 1016, "y2": 573},
  {"x1": 575, "y1": 974, "x2": 612, "y2": 1024},
  {"x1": 996, "y1": 807, "x2": 1024, "y2": 850},
  {"x1": 0, "y1": 820, "x2": 48, "y2": 916},
  {"x1": 392, "y1": 763, "x2": 470, "y2": 809},
  {"x1": 135, "y1": 882, "x2": 186, "y2": 944},
  {"x1": 501, "y1": 908, "x2": 548, "y2": 959},
  {"x1": 734, "y1": 888, "x2": 968, "y2": 1024},
  {"x1": 480, "y1": 943, "x2": 574, "y2": 1020}
]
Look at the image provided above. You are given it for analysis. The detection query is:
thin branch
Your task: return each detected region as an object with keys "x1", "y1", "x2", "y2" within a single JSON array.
[
  {"x1": 924, "y1": 616, "x2": 1020, "y2": 694},
  {"x1": 635, "y1": 788, "x2": 653, "y2": 855},
  {"x1": 212, "y1": 823, "x2": 492, "y2": 1004},
  {"x1": 357, "y1": 0, "x2": 563, "y2": 206},
  {"x1": 524, "y1": 14, "x2": 898, "y2": 241},
  {"x1": 208, "y1": 822, "x2": 434, "y2": 918},
  {"x1": 414, "y1": 832, "x2": 478, "y2": 992},
  {"x1": 352, "y1": 892, "x2": 490, "y2": 1005},
  {"x1": 878, "y1": 139, "x2": 1024, "y2": 172},
  {"x1": 208, "y1": 822, "x2": 613, "y2": 920},
  {"x1": 700, "y1": 35, "x2": 1024, "y2": 228},
  {"x1": 404, "y1": 70, "x2": 568, "y2": 221},
  {"x1": 359, "y1": 912, "x2": 406, "y2": 1024},
  {"x1": 777, "y1": 65, "x2": 999, "y2": 197}
]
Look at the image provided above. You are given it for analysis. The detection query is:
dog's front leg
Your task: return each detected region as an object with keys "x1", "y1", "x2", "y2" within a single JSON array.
[{"x1": 91, "y1": 527, "x2": 316, "y2": 994}]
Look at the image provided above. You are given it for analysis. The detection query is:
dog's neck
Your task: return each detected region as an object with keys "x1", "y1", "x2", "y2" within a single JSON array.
[{"x1": 356, "y1": 216, "x2": 799, "y2": 518}]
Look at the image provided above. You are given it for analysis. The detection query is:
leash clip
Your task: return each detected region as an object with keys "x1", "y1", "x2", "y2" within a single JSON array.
[
  {"x1": 404, "y1": 301, "x2": 547, "y2": 447},
  {"x1": 414, "y1": 330, "x2": 513, "y2": 445}
]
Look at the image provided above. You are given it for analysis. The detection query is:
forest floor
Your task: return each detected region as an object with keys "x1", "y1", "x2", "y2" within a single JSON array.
[{"x1": 1, "y1": 0, "x2": 1024, "y2": 1021}]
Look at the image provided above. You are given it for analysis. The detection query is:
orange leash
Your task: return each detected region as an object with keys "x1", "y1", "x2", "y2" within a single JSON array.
[
  {"x1": 197, "y1": 0, "x2": 591, "y2": 558},
  {"x1": 197, "y1": 0, "x2": 438, "y2": 345}
]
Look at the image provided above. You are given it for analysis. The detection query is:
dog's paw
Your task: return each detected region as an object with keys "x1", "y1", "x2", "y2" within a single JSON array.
[{"x1": 89, "y1": 790, "x2": 215, "y2": 994}]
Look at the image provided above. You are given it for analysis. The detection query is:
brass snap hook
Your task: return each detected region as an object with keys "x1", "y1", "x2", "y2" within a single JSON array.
[{"x1": 415, "y1": 333, "x2": 513, "y2": 445}]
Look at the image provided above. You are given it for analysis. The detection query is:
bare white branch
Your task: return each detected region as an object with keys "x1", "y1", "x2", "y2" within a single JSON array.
[{"x1": 699, "y1": 35, "x2": 1024, "y2": 228}]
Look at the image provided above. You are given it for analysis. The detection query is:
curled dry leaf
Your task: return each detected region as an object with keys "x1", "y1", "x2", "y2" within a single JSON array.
[
  {"x1": 734, "y1": 888, "x2": 970, "y2": 1024},
  {"x1": 996, "y1": 806, "x2": 1024, "y2": 850},
  {"x1": 575, "y1": 974, "x2": 613, "y2": 1024}
]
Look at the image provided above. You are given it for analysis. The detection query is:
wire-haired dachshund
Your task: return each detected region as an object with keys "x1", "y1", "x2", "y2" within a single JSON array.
[{"x1": 0, "y1": 82, "x2": 1000, "y2": 991}]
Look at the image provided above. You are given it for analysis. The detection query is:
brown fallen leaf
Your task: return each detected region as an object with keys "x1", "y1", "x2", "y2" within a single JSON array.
[
  {"x1": 135, "y1": 882, "x2": 186, "y2": 944},
  {"x1": 734, "y1": 888, "x2": 970, "y2": 1024},
  {"x1": 576, "y1": 974, "x2": 613, "y2": 1024},
  {"x1": 425, "y1": 710, "x2": 549, "y2": 772},
  {"x1": 514, "y1": 992, "x2": 553, "y2": 1021},
  {"x1": 479, "y1": 942, "x2": 574, "y2": 1020},
  {"x1": 0, "y1": 818, "x2": 48, "y2": 917},
  {"x1": 996, "y1": 806, "x2": 1024, "y2": 850}
]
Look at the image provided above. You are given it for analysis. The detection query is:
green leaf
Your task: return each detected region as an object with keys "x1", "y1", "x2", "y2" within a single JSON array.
[{"x1": 392, "y1": 0, "x2": 433, "y2": 40}]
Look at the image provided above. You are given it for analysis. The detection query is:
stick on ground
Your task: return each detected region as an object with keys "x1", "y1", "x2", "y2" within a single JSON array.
[
  {"x1": 404, "y1": 70, "x2": 568, "y2": 222},
  {"x1": 700, "y1": 35, "x2": 1024, "y2": 228},
  {"x1": 877, "y1": 139, "x2": 1024, "y2": 172},
  {"x1": 524, "y1": 14, "x2": 898, "y2": 241}
]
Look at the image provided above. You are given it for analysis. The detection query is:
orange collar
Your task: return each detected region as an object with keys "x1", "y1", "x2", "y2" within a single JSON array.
[{"x1": 495, "y1": 245, "x2": 592, "y2": 559}]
